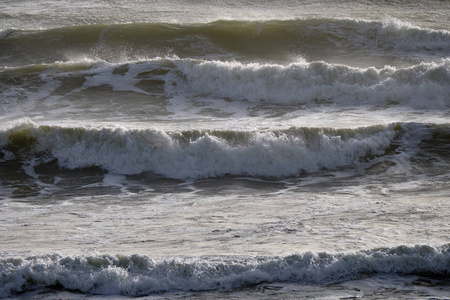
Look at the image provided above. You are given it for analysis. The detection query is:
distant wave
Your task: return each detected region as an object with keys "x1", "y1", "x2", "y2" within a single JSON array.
[
  {"x1": 1, "y1": 18, "x2": 449, "y2": 65},
  {"x1": 1, "y1": 244, "x2": 449, "y2": 297}
]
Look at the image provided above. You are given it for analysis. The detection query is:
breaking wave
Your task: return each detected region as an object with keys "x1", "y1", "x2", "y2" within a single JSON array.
[
  {"x1": 167, "y1": 58, "x2": 450, "y2": 107},
  {"x1": 1, "y1": 244, "x2": 449, "y2": 297},
  {"x1": 0, "y1": 121, "x2": 397, "y2": 179},
  {"x1": 1, "y1": 58, "x2": 449, "y2": 109}
]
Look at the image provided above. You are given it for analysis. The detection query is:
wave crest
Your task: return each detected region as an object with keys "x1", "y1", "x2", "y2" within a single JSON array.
[
  {"x1": 3, "y1": 58, "x2": 447, "y2": 109},
  {"x1": 0, "y1": 121, "x2": 395, "y2": 179},
  {"x1": 167, "y1": 58, "x2": 450, "y2": 107},
  {"x1": 1, "y1": 244, "x2": 449, "y2": 297}
]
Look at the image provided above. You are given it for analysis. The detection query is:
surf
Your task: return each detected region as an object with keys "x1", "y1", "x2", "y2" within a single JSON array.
[
  {"x1": 0, "y1": 121, "x2": 396, "y2": 179},
  {"x1": 1, "y1": 58, "x2": 449, "y2": 113},
  {"x1": 1, "y1": 244, "x2": 449, "y2": 298}
]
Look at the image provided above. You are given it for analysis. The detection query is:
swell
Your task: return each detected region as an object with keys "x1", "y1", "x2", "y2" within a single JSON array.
[
  {"x1": 1, "y1": 244, "x2": 449, "y2": 297},
  {"x1": 1, "y1": 18, "x2": 449, "y2": 66}
]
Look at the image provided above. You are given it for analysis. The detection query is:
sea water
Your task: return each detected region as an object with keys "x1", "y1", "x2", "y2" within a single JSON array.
[{"x1": 1, "y1": 0, "x2": 450, "y2": 298}]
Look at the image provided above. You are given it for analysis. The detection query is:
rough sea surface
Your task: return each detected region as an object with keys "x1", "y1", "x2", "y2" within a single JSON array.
[{"x1": 1, "y1": 0, "x2": 449, "y2": 298}]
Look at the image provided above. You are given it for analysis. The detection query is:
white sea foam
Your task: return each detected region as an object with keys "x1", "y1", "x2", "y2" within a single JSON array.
[
  {"x1": 323, "y1": 18, "x2": 450, "y2": 53},
  {"x1": 2, "y1": 57, "x2": 448, "y2": 127},
  {"x1": 1, "y1": 245, "x2": 449, "y2": 297},
  {"x1": 376, "y1": 18, "x2": 450, "y2": 51},
  {"x1": 166, "y1": 58, "x2": 450, "y2": 108},
  {"x1": 0, "y1": 121, "x2": 396, "y2": 179}
]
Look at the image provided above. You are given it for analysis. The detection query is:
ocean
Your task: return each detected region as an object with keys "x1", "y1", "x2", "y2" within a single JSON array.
[{"x1": 1, "y1": 0, "x2": 449, "y2": 298}]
